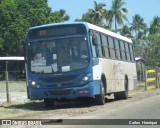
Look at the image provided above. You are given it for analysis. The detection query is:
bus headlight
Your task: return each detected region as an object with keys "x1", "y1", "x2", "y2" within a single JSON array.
[
  {"x1": 31, "y1": 81, "x2": 40, "y2": 88},
  {"x1": 80, "y1": 73, "x2": 92, "y2": 85},
  {"x1": 83, "y1": 76, "x2": 89, "y2": 81},
  {"x1": 31, "y1": 81, "x2": 36, "y2": 86}
]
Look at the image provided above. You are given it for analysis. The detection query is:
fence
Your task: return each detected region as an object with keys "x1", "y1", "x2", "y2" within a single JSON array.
[
  {"x1": 145, "y1": 67, "x2": 160, "y2": 90},
  {"x1": 157, "y1": 67, "x2": 160, "y2": 88},
  {"x1": 0, "y1": 70, "x2": 25, "y2": 81},
  {"x1": 0, "y1": 71, "x2": 27, "y2": 103}
]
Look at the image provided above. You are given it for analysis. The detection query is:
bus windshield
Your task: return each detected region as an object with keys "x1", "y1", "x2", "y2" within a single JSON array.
[{"x1": 28, "y1": 36, "x2": 89, "y2": 73}]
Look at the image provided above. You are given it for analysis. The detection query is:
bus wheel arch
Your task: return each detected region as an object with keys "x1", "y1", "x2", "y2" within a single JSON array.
[
  {"x1": 123, "y1": 74, "x2": 129, "y2": 99},
  {"x1": 114, "y1": 75, "x2": 129, "y2": 100},
  {"x1": 95, "y1": 74, "x2": 106, "y2": 105},
  {"x1": 101, "y1": 74, "x2": 107, "y2": 95}
]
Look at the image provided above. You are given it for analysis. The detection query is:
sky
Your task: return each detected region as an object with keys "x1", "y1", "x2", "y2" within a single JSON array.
[{"x1": 48, "y1": 0, "x2": 160, "y2": 27}]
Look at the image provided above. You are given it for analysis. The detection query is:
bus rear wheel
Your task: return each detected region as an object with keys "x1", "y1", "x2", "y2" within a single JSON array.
[
  {"x1": 121, "y1": 77, "x2": 128, "y2": 99},
  {"x1": 95, "y1": 81, "x2": 105, "y2": 105},
  {"x1": 114, "y1": 77, "x2": 128, "y2": 100},
  {"x1": 44, "y1": 98, "x2": 55, "y2": 108}
]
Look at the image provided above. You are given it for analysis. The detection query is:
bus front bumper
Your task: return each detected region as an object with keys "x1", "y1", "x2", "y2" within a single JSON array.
[{"x1": 28, "y1": 80, "x2": 101, "y2": 100}]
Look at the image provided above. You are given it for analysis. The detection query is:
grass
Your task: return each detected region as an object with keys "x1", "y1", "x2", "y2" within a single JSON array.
[
  {"x1": 0, "y1": 81, "x2": 27, "y2": 92},
  {"x1": 0, "y1": 81, "x2": 6, "y2": 86},
  {"x1": 0, "y1": 81, "x2": 26, "y2": 85}
]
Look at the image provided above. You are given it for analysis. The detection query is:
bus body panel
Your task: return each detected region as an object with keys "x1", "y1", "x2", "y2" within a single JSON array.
[
  {"x1": 27, "y1": 80, "x2": 101, "y2": 100},
  {"x1": 92, "y1": 58, "x2": 137, "y2": 93},
  {"x1": 87, "y1": 22, "x2": 136, "y2": 94}
]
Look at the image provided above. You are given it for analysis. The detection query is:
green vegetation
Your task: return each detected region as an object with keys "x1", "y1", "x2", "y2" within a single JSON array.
[
  {"x1": 76, "y1": 0, "x2": 160, "y2": 68},
  {"x1": 107, "y1": 0, "x2": 129, "y2": 31},
  {"x1": 0, "y1": 0, "x2": 70, "y2": 56},
  {"x1": 0, "y1": 0, "x2": 159, "y2": 68}
]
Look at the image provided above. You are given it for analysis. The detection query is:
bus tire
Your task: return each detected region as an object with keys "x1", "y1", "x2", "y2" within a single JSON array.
[
  {"x1": 95, "y1": 81, "x2": 105, "y2": 105},
  {"x1": 44, "y1": 98, "x2": 55, "y2": 108},
  {"x1": 121, "y1": 77, "x2": 128, "y2": 99},
  {"x1": 114, "y1": 77, "x2": 128, "y2": 100}
]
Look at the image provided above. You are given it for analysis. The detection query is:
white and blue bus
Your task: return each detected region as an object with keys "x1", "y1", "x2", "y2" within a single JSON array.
[{"x1": 25, "y1": 22, "x2": 137, "y2": 108}]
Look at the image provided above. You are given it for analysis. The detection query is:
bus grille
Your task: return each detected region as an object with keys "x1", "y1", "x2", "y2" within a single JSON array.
[{"x1": 40, "y1": 75, "x2": 78, "y2": 82}]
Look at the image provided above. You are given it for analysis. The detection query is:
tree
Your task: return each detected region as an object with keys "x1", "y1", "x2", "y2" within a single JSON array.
[
  {"x1": 107, "y1": 0, "x2": 128, "y2": 31},
  {"x1": 89, "y1": 1, "x2": 107, "y2": 25},
  {"x1": 145, "y1": 35, "x2": 160, "y2": 67},
  {"x1": 0, "y1": 0, "x2": 23, "y2": 56},
  {"x1": 130, "y1": 14, "x2": 147, "y2": 38},
  {"x1": 149, "y1": 16, "x2": 160, "y2": 35},
  {"x1": 130, "y1": 14, "x2": 147, "y2": 57},
  {"x1": 49, "y1": 9, "x2": 70, "y2": 23},
  {"x1": 15, "y1": 0, "x2": 52, "y2": 26},
  {"x1": 75, "y1": 1, "x2": 107, "y2": 27},
  {"x1": 148, "y1": 17, "x2": 160, "y2": 66},
  {"x1": 0, "y1": 0, "x2": 70, "y2": 56},
  {"x1": 120, "y1": 25, "x2": 132, "y2": 38}
]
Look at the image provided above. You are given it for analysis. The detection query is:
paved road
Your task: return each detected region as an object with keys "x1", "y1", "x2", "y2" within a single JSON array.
[
  {"x1": 71, "y1": 94, "x2": 160, "y2": 119},
  {"x1": 53, "y1": 94, "x2": 160, "y2": 128}
]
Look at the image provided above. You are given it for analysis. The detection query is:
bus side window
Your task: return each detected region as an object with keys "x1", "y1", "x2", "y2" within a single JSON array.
[
  {"x1": 125, "y1": 42, "x2": 130, "y2": 61},
  {"x1": 108, "y1": 36, "x2": 116, "y2": 59},
  {"x1": 94, "y1": 32, "x2": 103, "y2": 58},
  {"x1": 90, "y1": 31, "x2": 98, "y2": 58},
  {"x1": 114, "y1": 39, "x2": 121, "y2": 60},
  {"x1": 101, "y1": 34, "x2": 110, "y2": 58},
  {"x1": 127, "y1": 43, "x2": 132, "y2": 62},
  {"x1": 120, "y1": 41, "x2": 126, "y2": 61},
  {"x1": 129, "y1": 44, "x2": 134, "y2": 62}
]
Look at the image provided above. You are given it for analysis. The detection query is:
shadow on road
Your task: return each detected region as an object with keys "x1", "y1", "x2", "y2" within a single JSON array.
[{"x1": 4, "y1": 96, "x2": 132, "y2": 111}]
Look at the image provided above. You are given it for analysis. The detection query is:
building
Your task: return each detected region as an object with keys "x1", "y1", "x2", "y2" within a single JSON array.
[{"x1": 135, "y1": 57, "x2": 145, "y2": 82}]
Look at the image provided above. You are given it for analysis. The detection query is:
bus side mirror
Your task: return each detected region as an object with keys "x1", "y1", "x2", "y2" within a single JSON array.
[
  {"x1": 92, "y1": 36, "x2": 98, "y2": 46},
  {"x1": 92, "y1": 58, "x2": 99, "y2": 66}
]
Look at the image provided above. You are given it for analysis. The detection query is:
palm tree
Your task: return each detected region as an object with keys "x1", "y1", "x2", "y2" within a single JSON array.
[
  {"x1": 149, "y1": 16, "x2": 160, "y2": 35},
  {"x1": 75, "y1": 10, "x2": 94, "y2": 23},
  {"x1": 120, "y1": 25, "x2": 132, "y2": 38},
  {"x1": 59, "y1": 9, "x2": 70, "y2": 21},
  {"x1": 130, "y1": 14, "x2": 147, "y2": 38},
  {"x1": 107, "y1": 0, "x2": 128, "y2": 31},
  {"x1": 75, "y1": 1, "x2": 109, "y2": 28},
  {"x1": 130, "y1": 14, "x2": 147, "y2": 57},
  {"x1": 77, "y1": 1, "x2": 107, "y2": 26}
]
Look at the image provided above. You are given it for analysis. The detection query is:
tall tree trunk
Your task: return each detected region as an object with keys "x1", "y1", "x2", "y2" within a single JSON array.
[{"x1": 115, "y1": 16, "x2": 117, "y2": 31}]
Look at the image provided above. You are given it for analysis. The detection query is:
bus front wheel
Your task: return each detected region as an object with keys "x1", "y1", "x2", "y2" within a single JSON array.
[
  {"x1": 44, "y1": 98, "x2": 55, "y2": 108},
  {"x1": 95, "y1": 81, "x2": 105, "y2": 105}
]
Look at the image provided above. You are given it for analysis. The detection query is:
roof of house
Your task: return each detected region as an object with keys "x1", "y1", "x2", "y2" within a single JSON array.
[{"x1": 135, "y1": 57, "x2": 145, "y2": 63}]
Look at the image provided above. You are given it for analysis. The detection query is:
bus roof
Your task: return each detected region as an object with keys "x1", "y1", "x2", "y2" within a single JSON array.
[
  {"x1": 87, "y1": 23, "x2": 132, "y2": 43},
  {"x1": 29, "y1": 22, "x2": 132, "y2": 43}
]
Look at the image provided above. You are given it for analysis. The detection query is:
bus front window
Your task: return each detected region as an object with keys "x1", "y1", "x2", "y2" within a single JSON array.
[{"x1": 28, "y1": 37, "x2": 89, "y2": 73}]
